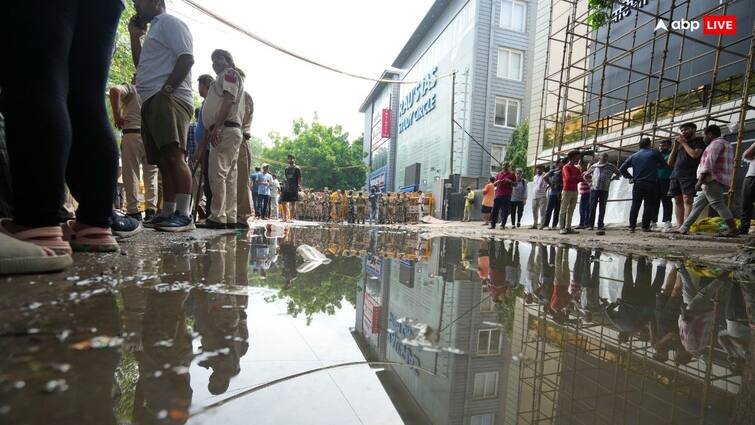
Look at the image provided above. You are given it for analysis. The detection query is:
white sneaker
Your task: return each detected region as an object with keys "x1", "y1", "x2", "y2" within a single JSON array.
[{"x1": 662, "y1": 221, "x2": 672, "y2": 230}]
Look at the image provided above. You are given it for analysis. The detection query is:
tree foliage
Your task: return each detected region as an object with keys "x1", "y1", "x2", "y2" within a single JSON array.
[
  {"x1": 587, "y1": 0, "x2": 613, "y2": 30},
  {"x1": 504, "y1": 121, "x2": 532, "y2": 179},
  {"x1": 109, "y1": 1, "x2": 136, "y2": 88},
  {"x1": 261, "y1": 118, "x2": 366, "y2": 190}
]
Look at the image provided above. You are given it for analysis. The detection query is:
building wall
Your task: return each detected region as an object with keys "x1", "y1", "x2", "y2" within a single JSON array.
[{"x1": 526, "y1": 0, "x2": 552, "y2": 166}]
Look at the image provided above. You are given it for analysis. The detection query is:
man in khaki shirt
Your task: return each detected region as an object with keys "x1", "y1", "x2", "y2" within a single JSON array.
[
  {"x1": 109, "y1": 79, "x2": 158, "y2": 221},
  {"x1": 198, "y1": 49, "x2": 245, "y2": 229},
  {"x1": 235, "y1": 69, "x2": 254, "y2": 227}
]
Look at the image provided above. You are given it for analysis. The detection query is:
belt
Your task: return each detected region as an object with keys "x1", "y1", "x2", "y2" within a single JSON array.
[{"x1": 123, "y1": 128, "x2": 141, "y2": 134}]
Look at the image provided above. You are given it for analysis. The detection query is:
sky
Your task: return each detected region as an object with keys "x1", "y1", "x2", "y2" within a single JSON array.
[{"x1": 168, "y1": 0, "x2": 435, "y2": 142}]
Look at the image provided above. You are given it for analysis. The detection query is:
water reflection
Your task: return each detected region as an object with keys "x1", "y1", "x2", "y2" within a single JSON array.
[{"x1": 0, "y1": 226, "x2": 752, "y2": 424}]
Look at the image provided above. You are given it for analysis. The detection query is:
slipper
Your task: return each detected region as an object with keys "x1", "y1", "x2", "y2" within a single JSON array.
[
  {"x1": 62, "y1": 220, "x2": 119, "y2": 253},
  {"x1": 0, "y1": 232, "x2": 72, "y2": 275},
  {"x1": 0, "y1": 218, "x2": 72, "y2": 255}
]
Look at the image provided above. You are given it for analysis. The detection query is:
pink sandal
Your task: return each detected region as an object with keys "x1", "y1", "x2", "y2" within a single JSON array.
[
  {"x1": 62, "y1": 220, "x2": 119, "y2": 253},
  {"x1": 0, "y1": 218, "x2": 72, "y2": 255}
]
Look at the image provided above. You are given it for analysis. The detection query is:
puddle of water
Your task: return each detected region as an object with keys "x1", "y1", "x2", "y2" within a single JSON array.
[{"x1": 0, "y1": 226, "x2": 752, "y2": 424}]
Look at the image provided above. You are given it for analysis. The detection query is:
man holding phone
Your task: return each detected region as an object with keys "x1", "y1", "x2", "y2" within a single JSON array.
[{"x1": 129, "y1": 0, "x2": 195, "y2": 232}]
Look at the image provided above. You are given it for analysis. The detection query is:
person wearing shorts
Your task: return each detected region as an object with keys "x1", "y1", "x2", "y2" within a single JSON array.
[
  {"x1": 280, "y1": 154, "x2": 301, "y2": 222},
  {"x1": 481, "y1": 177, "x2": 494, "y2": 225},
  {"x1": 667, "y1": 122, "x2": 705, "y2": 228},
  {"x1": 130, "y1": 1, "x2": 195, "y2": 231}
]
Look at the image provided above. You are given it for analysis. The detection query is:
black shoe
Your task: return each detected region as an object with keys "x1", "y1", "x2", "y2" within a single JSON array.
[
  {"x1": 144, "y1": 209, "x2": 157, "y2": 222},
  {"x1": 596, "y1": 229, "x2": 606, "y2": 236},
  {"x1": 739, "y1": 228, "x2": 749, "y2": 235},
  {"x1": 196, "y1": 219, "x2": 226, "y2": 229},
  {"x1": 126, "y1": 212, "x2": 143, "y2": 221},
  {"x1": 629, "y1": 227, "x2": 636, "y2": 233},
  {"x1": 641, "y1": 227, "x2": 652, "y2": 233},
  {"x1": 231, "y1": 220, "x2": 250, "y2": 229},
  {"x1": 489, "y1": 225, "x2": 496, "y2": 230},
  {"x1": 112, "y1": 210, "x2": 144, "y2": 239},
  {"x1": 155, "y1": 213, "x2": 195, "y2": 232}
]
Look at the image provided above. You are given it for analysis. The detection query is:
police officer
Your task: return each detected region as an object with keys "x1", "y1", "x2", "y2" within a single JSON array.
[
  {"x1": 235, "y1": 69, "x2": 254, "y2": 228},
  {"x1": 109, "y1": 77, "x2": 158, "y2": 222}
]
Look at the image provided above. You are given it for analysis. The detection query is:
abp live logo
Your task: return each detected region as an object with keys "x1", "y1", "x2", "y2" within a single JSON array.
[{"x1": 703, "y1": 15, "x2": 736, "y2": 35}]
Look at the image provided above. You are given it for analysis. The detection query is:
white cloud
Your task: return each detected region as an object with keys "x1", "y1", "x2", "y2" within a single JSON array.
[{"x1": 168, "y1": 0, "x2": 434, "y2": 142}]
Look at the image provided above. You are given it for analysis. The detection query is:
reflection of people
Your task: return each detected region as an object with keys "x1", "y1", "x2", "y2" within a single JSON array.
[
  {"x1": 652, "y1": 264, "x2": 693, "y2": 364},
  {"x1": 550, "y1": 246, "x2": 572, "y2": 322},
  {"x1": 536, "y1": 245, "x2": 555, "y2": 306},
  {"x1": 524, "y1": 243, "x2": 541, "y2": 303},
  {"x1": 487, "y1": 240, "x2": 515, "y2": 301},
  {"x1": 605, "y1": 256, "x2": 659, "y2": 342},
  {"x1": 279, "y1": 231, "x2": 299, "y2": 289}
]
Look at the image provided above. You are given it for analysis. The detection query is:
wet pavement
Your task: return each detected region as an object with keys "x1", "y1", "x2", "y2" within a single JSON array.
[{"x1": 0, "y1": 225, "x2": 753, "y2": 424}]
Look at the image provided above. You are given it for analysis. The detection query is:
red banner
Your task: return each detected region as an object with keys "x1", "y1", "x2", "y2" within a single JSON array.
[{"x1": 381, "y1": 109, "x2": 391, "y2": 138}]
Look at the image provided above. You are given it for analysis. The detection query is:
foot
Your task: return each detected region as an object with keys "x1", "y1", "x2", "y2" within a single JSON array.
[
  {"x1": 233, "y1": 220, "x2": 250, "y2": 229},
  {"x1": 144, "y1": 215, "x2": 168, "y2": 229},
  {"x1": 144, "y1": 209, "x2": 157, "y2": 222},
  {"x1": 126, "y1": 212, "x2": 143, "y2": 221},
  {"x1": 559, "y1": 229, "x2": 568, "y2": 235},
  {"x1": 565, "y1": 228, "x2": 579, "y2": 234},
  {"x1": 0, "y1": 232, "x2": 72, "y2": 276},
  {"x1": 629, "y1": 227, "x2": 636, "y2": 233},
  {"x1": 587, "y1": 227, "x2": 594, "y2": 231},
  {"x1": 156, "y1": 214, "x2": 196, "y2": 232},
  {"x1": 574, "y1": 225, "x2": 585, "y2": 230},
  {"x1": 641, "y1": 227, "x2": 652, "y2": 233},
  {"x1": 111, "y1": 211, "x2": 143, "y2": 240},
  {"x1": 596, "y1": 229, "x2": 606, "y2": 236},
  {"x1": 489, "y1": 225, "x2": 496, "y2": 230},
  {"x1": 740, "y1": 228, "x2": 750, "y2": 235},
  {"x1": 530, "y1": 225, "x2": 538, "y2": 229}
]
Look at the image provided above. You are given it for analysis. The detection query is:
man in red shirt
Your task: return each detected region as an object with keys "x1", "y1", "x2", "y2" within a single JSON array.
[
  {"x1": 558, "y1": 151, "x2": 582, "y2": 234},
  {"x1": 490, "y1": 161, "x2": 516, "y2": 229}
]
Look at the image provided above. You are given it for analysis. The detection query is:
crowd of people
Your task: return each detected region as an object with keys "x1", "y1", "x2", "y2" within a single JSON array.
[{"x1": 484, "y1": 122, "x2": 750, "y2": 237}]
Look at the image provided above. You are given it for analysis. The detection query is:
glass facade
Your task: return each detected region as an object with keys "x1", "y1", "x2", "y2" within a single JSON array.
[{"x1": 394, "y1": 0, "x2": 476, "y2": 190}]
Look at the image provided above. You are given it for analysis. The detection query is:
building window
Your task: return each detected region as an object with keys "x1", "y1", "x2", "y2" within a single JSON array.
[
  {"x1": 494, "y1": 98, "x2": 520, "y2": 128},
  {"x1": 480, "y1": 289, "x2": 496, "y2": 313},
  {"x1": 471, "y1": 414, "x2": 495, "y2": 425},
  {"x1": 497, "y1": 48, "x2": 523, "y2": 81},
  {"x1": 478, "y1": 328, "x2": 503, "y2": 355},
  {"x1": 473, "y1": 372, "x2": 499, "y2": 399},
  {"x1": 501, "y1": 0, "x2": 527, "y2": 32}
]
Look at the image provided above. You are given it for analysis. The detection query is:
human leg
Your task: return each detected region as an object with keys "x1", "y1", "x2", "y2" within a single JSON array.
[
  {"x1": 121, "y1": 133, "x2": 143, "y2": 215},
  {"x1": 500, "y1": 196, "x2": 511, "y2": 228},
  {"x1": 588, "y1": 190, "x2": 599, "y2": 228},
  {"x1": 236, "y1": 141, "x2": 252, "y2": 221},
  {"x1": 628, "y1": 184, "x2": 643, "y2": 229},
  {"x1": 704, "y1": 182, "x2": 736, "y2": 232},
  {"x1": 552, "y1": 194, "x2": 561, "y2": 228},
  {"x1": 490, "y1": 197, "x2": 502, "y2": 228},
  {"x1": 740, "y1": 176, "x2": 755, "y2": 234},
  {"x1": 597, "y1": 190, "x2": 608, "y2": 229},
  {"x1": 640, "y1": 182, "x2": 658, "y2": 230}
]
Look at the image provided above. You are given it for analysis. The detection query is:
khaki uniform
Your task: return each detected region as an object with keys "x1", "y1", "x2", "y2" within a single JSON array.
[
  {"x1": 115, "y1": 83, "x2": 158, "y2": 214},
  {"x1": 203, "y1": 68, "x2": 246, "y2": 224},
  {"x1": 236, "y1": 91, "x2": 254, "y2": 221}
]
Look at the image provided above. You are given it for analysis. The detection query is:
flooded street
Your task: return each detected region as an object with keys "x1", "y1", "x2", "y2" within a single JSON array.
[{"x1": 0, "y1": 225, "x2": 753, "y2": 424}]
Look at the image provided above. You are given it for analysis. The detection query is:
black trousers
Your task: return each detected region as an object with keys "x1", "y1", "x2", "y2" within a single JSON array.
[
  {"x1": 740, "y1": 176, "x2": 755, "y2": 233},
  {"x1": 629, "y1": 180, "x2": 659, "y2": 230},
  {"x1": 588, "y1": 189, "x2": 609, "y2": 229},
  {"x1": 651, "y1": 179, "x2": 673, "y2": 223},
  {"x1": 544, "y1": 193, "x2": 561, "y2": 228},
  {"x1": 490, "y1": 195, "x2": 511, "y2": 227},
  {"x1": 0, "y1": 0, "x2": 123, "y2": 227},
  {"x1": 509, "y1": 201, "x2": 524, "y2": 226}
]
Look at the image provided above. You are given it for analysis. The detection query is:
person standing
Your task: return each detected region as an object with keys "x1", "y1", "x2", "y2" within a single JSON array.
[
  {"x1": 250, "y1": 167, "x2": 261, "y2": 217},
  {"x1": 369, "y1": 186, "x2": 380, "y2": 224},
  {"x1": 256, "y1": 165, "x2": 272, "y2": 219},
  {"x1": 738, "y1": 142, "x2": 755, "y2": 235},
  {"x1": 584, "y1": 152, "x2": 620, "y2": 235},
  {"x1": 576, "y1": 172, "x2": 591, "y2": 229},
  {"x1": 490, "y1": 162, "x2": 516, "y2": 229},
  {"x1": 270, "y1": 174, "x2": 280, "y2": 220},
  {"x1": 667, "y1": 123, "x2": 705, "y2": 229},
  {"x1": 481, "y1": 177, "x2": 495, "y2": 226},
  {"x1": 192, "y1": 74, "x2": 214, "y2": 219},
  {"x1": 109, "y1": 78, "x2": 158, "y2": 222},
  {"x1": 542, "y1": 158, "x2": 566, "y2": 230},
  {"x1": 674, "y1": 125, "x2": 738, "y2": 236},
  {"x1": 280, "y1": 154, "x2": 302, "y2": 222},
  {"x1": 236, "y1": 70, "x2": 254, "y2": 228},
  {"x1": 197, "y1": 49, "x2": 245, "y2": 229},
  {"x1": 653, "y1": 139, "x2": 674, "y2": 230},
  {"x1": 129, "y1": 0, "x2": 196, "y2": 231},
  {"x1": 463, "y1": 187, "x2": 475, "y2": 222},
  {"x1": 1, "y1": 0, "x2": 125, "y2": 259},
  {"x1": 509, "y1": 169, "x2": 527, "y2": 228},
  {"x1": 356, "y1": 192, "x2": 367, "y2": 224},
  {"x1": 619, "y1": 137, "x2": 667, "y2": 233},
  {"x1": 531, "y1": 165, "x2": 548, "y2": 229},
  {"x1": 558, "y1": 151, "x2": 582, "y2": 234}
]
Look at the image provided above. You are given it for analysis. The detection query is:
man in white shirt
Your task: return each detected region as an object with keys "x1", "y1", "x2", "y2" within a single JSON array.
[
  {"x1": 530, "y1": 165, "x2": 548, "y2": 229},
  {"x1": 739, "y1": 142, "x2": 755, "y2": 235},
  {"x1": 129, "y1": 0, "x2": 195, "y2": 231}
]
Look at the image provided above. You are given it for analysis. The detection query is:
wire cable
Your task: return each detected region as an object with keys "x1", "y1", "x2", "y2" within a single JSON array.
[{"x1": 179, "y1": 0, "x2": 455, "y2": 85}]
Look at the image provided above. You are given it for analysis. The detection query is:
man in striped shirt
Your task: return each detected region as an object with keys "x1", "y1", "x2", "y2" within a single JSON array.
[{"x1": 674, "y1": 125, "x2": 737, "y2": 236}]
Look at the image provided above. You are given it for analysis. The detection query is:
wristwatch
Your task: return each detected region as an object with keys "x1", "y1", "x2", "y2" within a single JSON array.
[{"x1": 162, "y1": 84, "x2": 174, "y2": 94}]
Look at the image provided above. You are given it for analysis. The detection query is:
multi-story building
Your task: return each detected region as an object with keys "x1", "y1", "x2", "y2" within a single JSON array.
[{"x1": 359, "y1": 0, "x2": 537, "y2": 196}]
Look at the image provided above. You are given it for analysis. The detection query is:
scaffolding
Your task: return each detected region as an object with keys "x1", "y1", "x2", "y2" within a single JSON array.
[
  {"x1": 531, "y1": 0, "x2": 755, "y2": 204},
  {"x1": 511, "y1": 298, "x2": 741, "y2": 424}
]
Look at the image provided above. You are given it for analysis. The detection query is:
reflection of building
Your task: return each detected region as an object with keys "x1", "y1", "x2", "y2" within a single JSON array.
[
  {"x1": 353, "y1": 238, "x2": 512, "y2": 425},
  {"x1": 507, "y1": 299, "x2": 740, "y2": 424},
  {"x1": 360, "y1": 0, "x2": 537, "y2": 193},
  {"x1": 528, "y1": 0, "x2": 755, "y2": 167}
]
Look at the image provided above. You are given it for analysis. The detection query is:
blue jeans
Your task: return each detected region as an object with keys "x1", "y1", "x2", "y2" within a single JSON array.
[
  {"x1": 257, "y1": 194, "x2": 270, "y2": 219},
  {"x1": 490, "y1": 195, "x2": 511, "y2": 227},
  {"x1": 579, "y1": 192, "x2": 591, "y2": 226},
  {"x1": 589, "y1": 189, "x2": 609, "y2": 229},
  {"x1": 544, "y1": 193, "x2": 561, "y2": 228}
]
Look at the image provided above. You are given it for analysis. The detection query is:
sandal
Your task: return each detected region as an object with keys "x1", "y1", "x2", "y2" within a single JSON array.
[
  {"x1": 0, "y1": 232, "x2": 72, "y2": 275},
  {"x1": 0, "y1": 218, "x2": 72, "y2": 254},
  {"x1": 62, "y1": 220, "x2": 119, "y2": 253}
]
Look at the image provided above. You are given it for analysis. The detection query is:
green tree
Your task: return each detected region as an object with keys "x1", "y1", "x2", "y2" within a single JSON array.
[
  {"x1": 261, "y1": 118, "x2": 367, "y2": 190},
  {"x1": 109, "y1": 2, "x2": 136, "y2": 87},
  {"x1": 504, "y1": 121, "x2": 532, "y2": 179}
]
